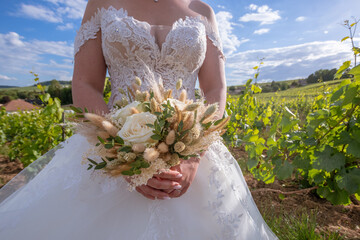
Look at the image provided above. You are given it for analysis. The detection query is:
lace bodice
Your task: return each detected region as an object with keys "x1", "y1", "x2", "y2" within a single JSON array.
[{"x1": 74, "y1": 6, "x2": 224, "y2": 109}]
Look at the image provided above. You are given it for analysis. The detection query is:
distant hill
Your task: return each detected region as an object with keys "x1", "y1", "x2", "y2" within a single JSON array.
[
  {"x1": 0, "y1": 80, "x2": 72, "y2": 89},
  {"x1": 33, "y1": 80, "x2": 72, "y2": 86},
  {"x1": 0, "y1": 85, "x2": 19, "y2": 89}
]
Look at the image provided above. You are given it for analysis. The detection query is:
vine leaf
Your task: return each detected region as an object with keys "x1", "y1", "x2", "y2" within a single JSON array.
[{"x1": 314, "y1": 146, "x2": 345, "y2": 172}]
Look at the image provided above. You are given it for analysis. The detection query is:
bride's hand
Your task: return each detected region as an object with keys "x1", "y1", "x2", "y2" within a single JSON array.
[
  {"x1": 162, "y1": 156, "x2": 201, "y2": 198},
  {"x1": 125, "y1": 170, "x2": 183, "y2": 200}
]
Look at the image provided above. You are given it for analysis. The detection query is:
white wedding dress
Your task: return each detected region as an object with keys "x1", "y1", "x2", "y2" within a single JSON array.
[{"x1": 0, "y1": 6, "x2": 277, "y2": 240}]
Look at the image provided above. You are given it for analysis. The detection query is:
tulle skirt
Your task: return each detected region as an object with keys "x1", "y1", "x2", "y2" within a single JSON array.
[{"x1": 0, "y1": 134, "x2": 277, "y2": 240}]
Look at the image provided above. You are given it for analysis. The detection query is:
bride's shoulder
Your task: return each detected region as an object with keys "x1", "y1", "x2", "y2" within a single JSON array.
[
  {"x1": 81, "y1": 0, "x2": 114, "y2": 23},
  {"x1": 189, "y1": 1, "x2": 216, "y2": 24}
]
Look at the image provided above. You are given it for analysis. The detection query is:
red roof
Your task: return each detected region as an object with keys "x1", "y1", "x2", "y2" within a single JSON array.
[{"x1": 4, "y1": 99, "x2": 38, "y2": 112}]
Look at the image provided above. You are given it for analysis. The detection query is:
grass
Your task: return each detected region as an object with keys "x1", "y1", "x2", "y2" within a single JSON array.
[
  {"x1": 261, "y1": 207, "x2": 344, "y2": 240},
  {"x1": 0, "y1": 144, "x2": 10, "y2": 156}
]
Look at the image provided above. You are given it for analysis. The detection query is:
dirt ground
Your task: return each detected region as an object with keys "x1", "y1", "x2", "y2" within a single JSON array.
[{"x1": 1, "y1": 150, "x2": 360, "y2": 239}]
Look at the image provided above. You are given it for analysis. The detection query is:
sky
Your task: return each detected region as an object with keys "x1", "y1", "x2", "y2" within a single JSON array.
[{"x1": 0, "y1": 0, "x2": 359, "y2": 87}]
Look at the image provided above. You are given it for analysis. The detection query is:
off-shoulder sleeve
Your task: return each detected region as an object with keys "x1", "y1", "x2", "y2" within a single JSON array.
[
  {"x1": 74, "y1": 9, "x2": 102, "y2": 56},
  {"x1": 202, "y1": 17, "x2": 226, "y2": 60}
]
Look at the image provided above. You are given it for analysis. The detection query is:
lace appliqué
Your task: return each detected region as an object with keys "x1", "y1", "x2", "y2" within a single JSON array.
[{"x1": 73, "y1": 6, "x2": 225, "y2": 109}]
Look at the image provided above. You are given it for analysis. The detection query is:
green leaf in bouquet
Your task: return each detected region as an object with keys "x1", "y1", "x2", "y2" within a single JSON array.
[
  {"x1": 87, "y1": 164, "x2": 93, "y2": 170},
  {"x1": 87, "y1": 158, "x2": 99, "y2": 166},
  {"x1": 70, "y1": 106, "x2": 83, "y2": 114},
  {"x1": 104, "y1": 143, "x2": 113, "y2": 149},
  {"x1": 141, "y1": 161, "x2": 150, "y2": 168},
  {"x1": 84, "y1": 107, "x2": 89, "y2": 113},
  {"x1": 202, "y1": 121, "x2": 212, "y2": 130},
  {"x1": 119, "y1": 146, "x2": 132, "y2": 152},
  {"x1": 214, "y1": 118, "x2": 223, "y2": 126},
  {"x1": 106, "y1": 157, "x2": 115, "y2": 161},
  {"x1": 177, "y1": 120, "x2": 184, "y2": 132},
  {"x1": 95, "y1": 159, "x2": 107, "y2": 169},
  {"x1": 114, "y1": 136, "x2": 124, "y2": 144},
  {"x1": 151, "y1": 134, "x2": 162, "y2": 141},
  {"x1": 95, "y1": 143, "x2": 101, "y2": 147},
  {"x1": 121, "y1": 170, "x2": 134, "y2": 176},
  {"x1": 130, "y1": 160, "x2": 142, "y2": 168},
  {"x1": 159, "y1": 120, "x2": 165, "y2": 128},
  {"x1": 146, "y1": 123, "x2": 154, "y2": 128},
  {"x1": 154, "y1": 112, "x2": 162, "y2": 116},
  {"x1": 134, "y1": 169, "x2": 142, "y2": 175},
  {"x1": 97, "y1": 136, "x2": 105, "y2": 144}
]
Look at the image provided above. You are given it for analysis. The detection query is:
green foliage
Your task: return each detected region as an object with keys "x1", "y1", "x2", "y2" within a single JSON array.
[
  {"x1": 224, "y1": 61, "x2": 360, "y2": 205},
  {"x1": 0, "y1": 73, "x2": 73, "y2": 166}
]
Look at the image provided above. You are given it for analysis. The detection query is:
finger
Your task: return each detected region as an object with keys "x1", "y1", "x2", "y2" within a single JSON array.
[
  {"x1": 147, "y1": 178, "x2": 182, "y2": 190},
  {"x1": 169, "y1": 189, "x2": 182, "y2": 198},
  {"x1": 140, "y1": 185, "x2": 171, "y2": 200},
  {"x1": 154, "y1": 170, "x2": 183, "y2": 180},
  {"x1": 135, "y1": 187, "x2": 155, "y2": 200}
]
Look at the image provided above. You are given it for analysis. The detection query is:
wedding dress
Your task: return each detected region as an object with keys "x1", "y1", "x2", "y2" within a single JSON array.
[{"x1": 0, "y1": 6, "x2": 277, "y2": 240}]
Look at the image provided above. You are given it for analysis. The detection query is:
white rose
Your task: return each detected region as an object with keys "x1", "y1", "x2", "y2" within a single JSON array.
[
  {"x1": 112, "y1": 101, "x2": 140, "y2": 125},
  {"x1": 117, "y1": 112, "x2": 157, "y2": 145}
]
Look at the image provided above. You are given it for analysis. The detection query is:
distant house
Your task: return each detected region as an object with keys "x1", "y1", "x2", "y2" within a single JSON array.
[{"x1": 3, "y1": 99, "x2": 38, "y2": 112}]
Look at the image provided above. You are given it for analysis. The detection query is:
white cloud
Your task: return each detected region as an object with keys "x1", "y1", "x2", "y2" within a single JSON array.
[
  {"x1": 216, "y1": 11, "x2": 248, "y2": 56},
  {"x1": 254, "y1": 28, "x2": 270, "y2": 35},
  {"x1": 0, "y1": 32, "x2": 73, "y2": 85},
  {"x1": 225, "y1": 40, "x2": 354, "y2": 85},
  {"x1": 18, "y1": 4, "x2": 62, "y2": 23},
  {"x1": 0, "y1": 75, "x2": 17, "y2": 81},
  {"x1": 239, "y1": 4, "x2": 281, "y2": 25},
  {"x1": 295, "y1": 16, "x2": 306, "y2": 22},
  {"x1": 217, "y1": 5, "x2": 226, "y2": 9},
  {"x1": 324, "y1": 30, "x2": 329, "y2": 34},
  {"x1": 15, "y1": 1, "x2": 86, "y2": 30},
  {"x1": 3, "y1": 32, "x2": 25, "y2": 47},
  {"x1": 47, "y1": 0, "x2": 87, "y2": 19},
  {"x1": 57, "y1": 23, "x2": 74, "y2": 31},
  {"x1": 248, "y1": 4, "x2": 258, "y2": 11}
]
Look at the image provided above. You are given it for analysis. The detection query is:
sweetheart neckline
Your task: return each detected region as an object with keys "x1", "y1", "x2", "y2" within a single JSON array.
[{"x1": 98, "y1": 6, "x2": 205, "y2": 53}]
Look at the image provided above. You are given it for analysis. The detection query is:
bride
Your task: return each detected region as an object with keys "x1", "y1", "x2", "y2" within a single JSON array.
[{"x1": 0, "y1": 0, "x2": 277, "y2": 239}]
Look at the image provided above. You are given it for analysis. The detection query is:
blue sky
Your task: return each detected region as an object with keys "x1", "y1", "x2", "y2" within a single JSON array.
[{"x1": 0, "y1": 0, "x2": 359, "y2": 86}]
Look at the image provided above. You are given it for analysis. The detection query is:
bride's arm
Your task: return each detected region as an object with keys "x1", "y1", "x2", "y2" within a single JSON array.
[{"x1": 72, "y1": 1, "x2": 109, "y2": 115}]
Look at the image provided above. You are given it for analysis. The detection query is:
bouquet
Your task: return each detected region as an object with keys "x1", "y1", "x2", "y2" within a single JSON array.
[{"x1": 72, "y1": 78, "x2": 229, "y2": 190}]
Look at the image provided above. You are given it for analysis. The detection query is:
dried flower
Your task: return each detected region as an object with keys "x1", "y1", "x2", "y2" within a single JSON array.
[
  {"x1": 124, "y1": 152, "x2": 137, "y2": 162},
  {"x1": 165, "y1": 130, "x2": 176, "y2": 145},
  {"x1": 157, "y1": 142, "x2": 169, "y2": 153},
  {"x1": 174, "y1": 141, "x2": 186, "y2": 153},
  {"x1": 132, "y1": 143, "x2": 146, "y2": 153},
  {"x1": 101, "y1": 120, "x2": 119, "y2": 137},
  {"x1": 202, "y1": 104, "x2": 218, "y2": 121},
  {"x1": 168, "y1": 154, "x2": 180, "y2": 166},
  {"x1": 189, "y1": 125, "x2": 201, "y2": 139},
  {"x1": 150, "y1": 98, "x2": 158, "y2": 113},
  {"x1": 144, "y1": 148, "x2": 160, "y2": 162},
  {"x1": 176, "y1": 79, "x2": 182, "y2": 90},
  {"x1": 179, "y1": 89, "x2": 187, "y2": 102},
  {"x1": 97, "y1": 130, "x2": 110, "y2": 140},
  {"x1": 84, "y1": 113, "x2": 107, "y2": 129},
  {"x1": 118, "y1": 88, "x2": 126, "y2": 95},
  {"x1": 185, "y1": 103, "x2": 200, "y2": 111},
  {"x1": 134, "y1": 76, "x2": 142, "y2": 86}
]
